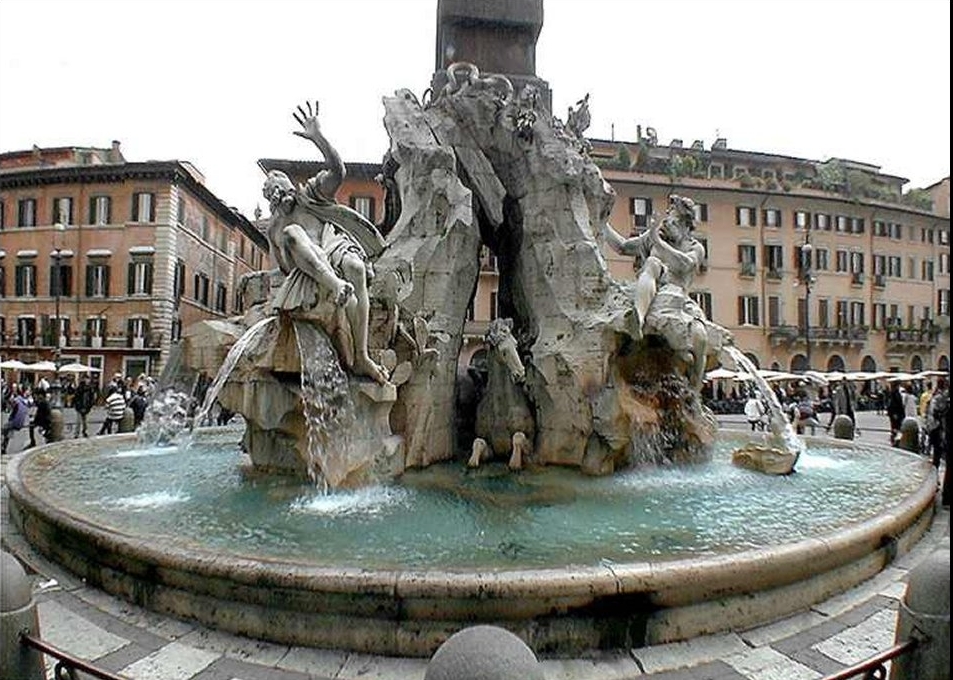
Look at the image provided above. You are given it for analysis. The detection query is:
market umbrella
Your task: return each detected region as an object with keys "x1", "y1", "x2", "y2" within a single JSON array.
[
  {"x1": 0, "y1": 359, "x2": 29, "y2": 371},
  {"x1": 23, "y1": 361, "x2": 57, "y2": 372},
  {"x1": 57, "y1": 362, "x2": 102, "y2": 374},
  {"x1": 704, "y1": 367, "x2": 738, "y2": 381}
]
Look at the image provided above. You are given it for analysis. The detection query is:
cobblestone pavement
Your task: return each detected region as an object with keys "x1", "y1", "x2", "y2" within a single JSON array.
[{"x1": 2, "y1": 411, "x2": 949, "y2": 680}]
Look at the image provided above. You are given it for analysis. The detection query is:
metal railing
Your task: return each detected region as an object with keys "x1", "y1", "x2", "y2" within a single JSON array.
[
  {"x1": 20, "y1": 632, "x2": 130, "y2": 680},
  {"x1": 820, "y1": 638, "x2": 917, "y2": 680}
]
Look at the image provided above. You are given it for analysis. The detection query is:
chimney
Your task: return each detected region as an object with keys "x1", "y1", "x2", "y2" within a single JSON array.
[{"x1": 109, "y1": 140, "x2": 122, "y2": 163}]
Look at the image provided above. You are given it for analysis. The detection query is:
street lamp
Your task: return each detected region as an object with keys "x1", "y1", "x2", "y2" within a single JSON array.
[
  {"x1": 51, "y1": 222, "x2": 65, "y2": 406},
  {"x1": 799, "y1": 237, "x2": 814, "y2": 371}
]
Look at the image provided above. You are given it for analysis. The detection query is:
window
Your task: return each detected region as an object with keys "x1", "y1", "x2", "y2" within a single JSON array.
[
  {"x1": 817, "y1": 299, "x2": 830, "y2": 327},
  {"x1": 738, "y1": 244, "x2": 756, "y2": 275},
  {"x1": 922, "y1": 260, "x2": 934, "y2": 282},
  {"x1": 17, "y1": 317, "x2": 36, "y2": 345},
  {"x1": 17, "y1": 198, "x2": 37, "y2": 227},
  {"x1": 873, "y1": 255, "x2": 886, "y2": 276},
  {"x1": 217, "y1": 228, "x2": 228, "y2": 253},
  {"x1": 736, "y1": 206, "x2": 756, "y2": 227},
  {"x1": 692, "y1": 203, "x2": 708, "y2": 223},
  {"x1": 764, "y1": 245, "x2": 783, "y2": 276},
  {"x1": 350, "y1": 195, "x2": 376, "y2": 221},
  {"x1": 52, "y1": 197, "x2": 73, "y2": 225},
  {"x1": 814, "y1": 213, "x2": 830, "y2": 231},
  {"x1": 887, "y1": 256, "x2": 902, "y2": 277},
  {"x1": 738, "y1": 296, "x2": 760, "y2": 325},
  {"x1": 86, "y1": 262, "x2": 111, "y2": 297},
  {"x1": 131, "y1": 192, "x2": 156, "y2": 222},
  {"x1": 89, "y1": 196, "x2": 111, "y2": 225},
  {"x1": 489, "y1": 291, "x2": 499, "y2": 321},
  {"x1": 835, "y1": 250, "x2": 848, "y2": 273},
  {"x1": 215, "y1": 282, "x2": 228, "y2": 313},
  {"x1": 177, "y1": 198, "x2": 186, "y2": 225},
  {"x1": 696, "y1": 237, "x2": 708, "y2": 271},
  {"x1": 173, "y1": 259, "x2": 186, "y2": 298},
  {"x1": 689, "y1": 291, "x2": 713, "y2": 321},
  {"x1": 200, "y1": 215, "x2": 210, "y2": 241},
  {"x1": 794, "y1": 211, "x2": 810, "y2": 230},
  {"x1": 873, "y1": 304, "x2": 887, "y2": 330},
  {"x1": 940, "y1": 228, "x2": 949, "y2": 246},
  {"x1": 815, "y1": 248, "x2": 830, "y2": 271},
  {"x1": 194, "y1": 272, "x2": 210, "y2": 306},
  {"x1": 850, "y1": 302, "x2": 865, "y2": 327},
  {"x1": 708, "y1": 164, "x2": 723, "y2": 179},
  {"x1": 0, "y1": 265, "x2": 4, "y2": 297},
  {"x1": 940, "y1": 252, "x2": 949, "y2": 275},
  {"x1": 0, "y1": 199, "x2": 5, "y2": 229},
  {"x1": 836, "y1": 300, "x2": 849, "y2": 328},
  {"x1": 888, "y1": 222, "x2": 903, "y2": 239},
  {"x1": 630, "y1": 197, "x2": 652, "y2": 232},
  {"x1": 127, "y1": 317, "x2": 150, "y2": 348},
  {"x1": 15, "y1": 263, "x2": 37, "y2": 296},
  {"x1": 835, "y1": 215, "x2": 849, "y2": 233},
  {"x1": 127, "y1": 259, "x2": 154, "y2": 295},
  {"x1": 86, "y1": 317, "x2": 106, "y2": 345},
  {"x1": 767, "y1": 295, "x2": 781, "y2": 327},
  {"x1": 938, "y1": 289, "x2": 950, "y2": 317},
  {"x1": 47, "y1": 316, "x2": 70, "y2": 346},
  {"x1": 762, "y1": 209, "x2": 781, "y2": 228},
  {"x1": 851, "y1": 217, "x2": 865, "y2": 234},
  {"x1": 850, "y1": 252, "x2": 864, "y2": 274},
  {"x1": 49, "y1": 259, "x2": 73, "y2": 296}
]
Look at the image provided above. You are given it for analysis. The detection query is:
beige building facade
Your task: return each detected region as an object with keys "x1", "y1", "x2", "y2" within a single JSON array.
[{"x1": 0, "y1": 143, "x2": 270, "y2": 386}]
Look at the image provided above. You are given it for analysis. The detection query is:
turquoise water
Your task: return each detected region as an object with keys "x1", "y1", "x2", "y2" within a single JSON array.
[{"x1": 22, "y1": 436, "x2": 929, "y2": 570}]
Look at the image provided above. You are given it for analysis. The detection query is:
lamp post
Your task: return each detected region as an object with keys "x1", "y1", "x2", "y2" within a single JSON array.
[
  {"x1": 800, "y1": 237, "x2": 814, "y2": 371},
  {"x1": 51, "y1": 223, "x2": 65, "y2": 406}
]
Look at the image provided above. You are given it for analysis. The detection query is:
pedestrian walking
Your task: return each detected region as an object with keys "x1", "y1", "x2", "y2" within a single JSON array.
[
  {"x1": 98, "y1": 386, "x2": 127, "y2": 435},
  {"x1": 2, "y1": 389, "x2": 31, "y2": 454},
  {"x1": 72, "y1": 377, "x2": 96, "y2": 437}
]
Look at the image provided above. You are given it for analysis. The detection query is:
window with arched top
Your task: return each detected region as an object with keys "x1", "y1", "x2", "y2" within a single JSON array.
[
  {"x1": 827, "y1": 355, "x2": 846, "y2": 372},
  {"x1": 910, "y1": 355, "x2": 923, "y2": 372},
  {"x1": 861, "y1": 355, "x2": 877, "y2": 372}
]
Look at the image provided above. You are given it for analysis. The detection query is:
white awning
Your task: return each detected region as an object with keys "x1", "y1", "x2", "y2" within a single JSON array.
[
  {"x1": 86, "y1": 249, "x2": 113, "y2": 257},
  {"x1": 129, "y1": 246, "x2": 156, "y2": 255},
  {"x1": 50, "y1": 249, "x2": 75, "y2": 258},
  {"x1": 0, "y1": 249, "x2": 6, "y2": 258},
  {"x1": 16, "y1": 249, "x2": 38, "y2": 258}
]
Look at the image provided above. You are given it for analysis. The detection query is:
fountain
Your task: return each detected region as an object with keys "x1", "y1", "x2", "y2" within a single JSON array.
[{"x1": 4, "y1": 16, "x2": 939, "y2": 658}]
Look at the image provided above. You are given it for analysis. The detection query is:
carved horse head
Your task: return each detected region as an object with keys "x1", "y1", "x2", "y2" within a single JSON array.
[{"x1": 485, "y1": 318, "x2": 525, "y2": 384}]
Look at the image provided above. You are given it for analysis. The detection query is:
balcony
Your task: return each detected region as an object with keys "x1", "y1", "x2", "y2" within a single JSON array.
[
  {"x1": 765, "y1": 268, "x2": 783, "y2": 281},
  {"x1": 768, "y1": 324, "x2": 868, "y2": 347},
  {"x1": 851, "y1": 272, "x2": 865, "y2": 286},
  {"x1": 739, "y1": 262, "x2": 756, "y2": 277},
  {"x1": 886, "y1": 324, "x2": 941, "y2": 349}
]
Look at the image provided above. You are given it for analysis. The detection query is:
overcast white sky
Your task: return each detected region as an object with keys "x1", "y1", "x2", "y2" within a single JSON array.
[{"x1": 1, "y1": 0, "x2": 949, "y2": 218}]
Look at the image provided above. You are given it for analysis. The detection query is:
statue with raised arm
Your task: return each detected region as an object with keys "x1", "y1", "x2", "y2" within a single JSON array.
[
  {"x1": 264, "y1": 101, "x2": 388, "y2": 384},
  {"x1": 602, "y1": 194, "x2": 722, "y2": 388}
]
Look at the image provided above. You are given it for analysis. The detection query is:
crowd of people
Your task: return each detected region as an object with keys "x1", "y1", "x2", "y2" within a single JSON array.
[
  {"x1": 729, "y1": 375, "x2": 948, "y2": 469},
  {"x1": 2, "y1": 372, "x2": 156, "y2": 454}
]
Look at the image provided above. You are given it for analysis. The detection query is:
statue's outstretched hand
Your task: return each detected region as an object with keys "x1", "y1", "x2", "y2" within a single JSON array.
[{"x1": 292, "y1": 101, "x2": 321, "y2": 141}]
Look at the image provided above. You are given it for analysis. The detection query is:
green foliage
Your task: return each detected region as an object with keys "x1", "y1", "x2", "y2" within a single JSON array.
[
  {"x1": 814, "y1": 159, "x2": 847, "y2": 193},
  {"x1": 669, "y1": 154, "x2": 697, "y2": 179},
  {"x1": 900, "y1": 188, "x2": 934, "y2": 211}
]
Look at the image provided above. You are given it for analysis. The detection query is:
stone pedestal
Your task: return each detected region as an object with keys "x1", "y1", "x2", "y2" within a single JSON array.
[{"x1": 1, "y1": 551, "x2": 44, "y2": 680}]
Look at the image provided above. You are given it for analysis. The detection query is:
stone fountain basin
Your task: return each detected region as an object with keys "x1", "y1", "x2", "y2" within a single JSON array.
[{"x1": 6, "y1": 433, "x2": 936, "y2": 657}]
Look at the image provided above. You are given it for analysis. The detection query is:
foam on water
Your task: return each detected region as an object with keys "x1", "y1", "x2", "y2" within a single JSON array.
[{"x1": 96, "y1": 490, "x2": 189, "y2": 511}]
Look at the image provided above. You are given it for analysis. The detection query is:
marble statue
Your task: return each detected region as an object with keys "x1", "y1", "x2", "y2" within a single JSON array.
[{"x1": 263, "y1": 101, "x2": 388, "y2": 385}]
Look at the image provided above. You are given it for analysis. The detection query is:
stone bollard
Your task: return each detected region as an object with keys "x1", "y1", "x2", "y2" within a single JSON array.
[
  {"x1": 891, "y1": 546, "x2": 950, "y2": 679},
  {"x1": 1, "y1": 551, "x2": 44, "y2": 680},
  {"x1": 48, "y1": 408, "x2": 65, "y2": 442},
  {"x1": 898, "y1": 417, "x2": 920, "y2": 453},
  {"x1": 118, "y1": 407, "x2": 136, "y2": 433},
  {"x1": 426, "y1": 625, "x2": 545, "y2": 680},
  {"x1": 831, "y1": 414, "x2": 855, "y2": 440}
]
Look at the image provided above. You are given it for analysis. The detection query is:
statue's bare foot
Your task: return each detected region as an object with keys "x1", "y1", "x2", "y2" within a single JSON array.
[
  {"x1": 354, "y1": 354, "x2": 389, "y2": 385},
  {"x1": 334, "y1": 281, "x2": 355, "y2": 307}
]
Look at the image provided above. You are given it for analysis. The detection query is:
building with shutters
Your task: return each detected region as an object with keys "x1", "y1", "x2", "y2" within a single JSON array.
[{"x1": 0, "y1": 142, "x2": 270, "y2": 385}]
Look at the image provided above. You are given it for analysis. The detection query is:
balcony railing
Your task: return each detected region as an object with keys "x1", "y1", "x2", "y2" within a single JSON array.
[
  {"x1": 765, "y1": 268, "x2": 783, "y2": 281},
  {"x1": 850, "y1": 272, "x2": 864, "y2": 285},
  {"x1": 739, "y1": 262, "x2": 756, "y2": 277},
  {"x1": 886, "y1": 324, "x2": 940, "y2": 347},
  {"x1": 768, "y1": 325, "x2": 868, "y2": 345}
]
